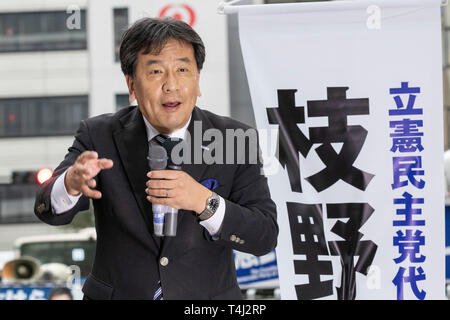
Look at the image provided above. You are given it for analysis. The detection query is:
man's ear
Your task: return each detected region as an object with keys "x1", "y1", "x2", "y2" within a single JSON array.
[
  {"x1": 125, "y1": 75, "x2": 136, "y2": 102},
  {"x1": 196, "y1": 72, "x2": 202, "y2": 97}
]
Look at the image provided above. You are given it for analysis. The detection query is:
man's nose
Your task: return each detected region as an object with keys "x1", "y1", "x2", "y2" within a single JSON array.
[{"x1": 163, "y1": 71, "x2": 179, "y2": 93}]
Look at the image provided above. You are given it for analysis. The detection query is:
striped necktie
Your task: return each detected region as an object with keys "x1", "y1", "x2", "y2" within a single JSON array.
[
  {"x1": 152, "y1": 135, "x2": 166, "y2": 300},
  {"x1": 151, "y1": 134, "x2": 172, "y2": 301},
  {"x1": 154, "y1": 134, "x2": 183, "y2": 167},
  {"x1": 154, "y1": 133, "x2": 169, "y2": 146},
  {"x1": 153, "y1": 280, "x2": 163, "y2": 300},
  {"x1": 151, "y1": 134, "x2": 183, "y2": 300}
]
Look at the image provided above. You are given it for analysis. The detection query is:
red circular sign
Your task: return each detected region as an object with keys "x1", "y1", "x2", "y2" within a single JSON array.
[{"x1": 158, "y1": 3, "x2": 196, "y2": 27}]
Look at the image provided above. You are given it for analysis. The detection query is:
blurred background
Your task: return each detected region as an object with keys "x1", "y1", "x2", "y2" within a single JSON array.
[{"x1": 0, "y1": 0, "x2": 448, "y2": 300}]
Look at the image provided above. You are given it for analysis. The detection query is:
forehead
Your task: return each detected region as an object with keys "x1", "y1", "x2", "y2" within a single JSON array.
[{"x1": 139, "y1": 38, "x2": 195, "y2": 61}]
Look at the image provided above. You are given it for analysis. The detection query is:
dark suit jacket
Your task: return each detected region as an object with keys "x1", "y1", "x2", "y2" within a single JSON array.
[{"x1": 34, "y1": 106, "x2": 278, "y2": 300}]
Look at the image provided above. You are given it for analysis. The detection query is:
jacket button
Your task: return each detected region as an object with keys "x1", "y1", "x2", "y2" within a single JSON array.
[
  {"x1": 37, "y1": 203, "x2": 45, "y2": 214},
  {"x1": 160, "y1": 257, "x2": 169, "y2": 266}
]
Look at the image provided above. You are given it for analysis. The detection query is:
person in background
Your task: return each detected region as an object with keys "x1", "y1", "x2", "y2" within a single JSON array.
[{"x1": 48, "y1": 287, "x2": 73, "y2": 300}]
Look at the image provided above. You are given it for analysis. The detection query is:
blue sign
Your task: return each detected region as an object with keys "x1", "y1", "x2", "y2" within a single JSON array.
[
  {"x1": 0, "y1": 285, "x2": 53, "y2": 300},
  {"x1": 234, "y1": 250, "x2": 279, "y2": 287}
]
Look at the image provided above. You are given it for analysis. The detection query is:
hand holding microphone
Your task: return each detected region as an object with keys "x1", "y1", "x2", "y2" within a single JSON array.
[{"x1": 146, "y1": 146, "x2": 213, "y2": 236}]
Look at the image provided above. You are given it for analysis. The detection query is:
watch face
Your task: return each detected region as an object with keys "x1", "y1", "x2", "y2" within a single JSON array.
[{"x1": 209, "y1": 198, "x2": 219, "y2": 212}]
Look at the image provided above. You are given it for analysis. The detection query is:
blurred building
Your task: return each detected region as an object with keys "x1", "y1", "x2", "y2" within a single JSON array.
[
  {"x1": 0, "y1": 0, "x2": 89, "y2": 183},
  {"x1": 0, "y1": 0, "x2": 92, "y2": 251}
]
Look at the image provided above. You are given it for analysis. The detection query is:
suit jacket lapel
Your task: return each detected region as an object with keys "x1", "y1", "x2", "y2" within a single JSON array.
[{"x1": 113, "y1": 107, "x2": 162, "y2": 251}]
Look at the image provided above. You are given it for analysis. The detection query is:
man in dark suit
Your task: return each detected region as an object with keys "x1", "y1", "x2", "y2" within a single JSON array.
[{"x1": 34, "y1": 17, "x2": 278, "y2": 300}]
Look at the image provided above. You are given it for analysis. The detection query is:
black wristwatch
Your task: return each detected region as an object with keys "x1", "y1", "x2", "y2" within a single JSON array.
[{"x1": 198, "y1": 192, "x2": 220, "y2": 221}]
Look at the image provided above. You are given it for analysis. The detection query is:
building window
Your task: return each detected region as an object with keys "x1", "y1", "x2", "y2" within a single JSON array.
[
  {"x1": 113, "y1": 8, "x2": 129, "y2": 62},
  {"x1": 0, "y1": 95, "x2": 88, "y2": 138},
  {"x1": 115, "y1": 94, "x2": 130, "y2": 111},
  {"x1": 0, "y1": 10, "x2": 87, "y2": 53}
]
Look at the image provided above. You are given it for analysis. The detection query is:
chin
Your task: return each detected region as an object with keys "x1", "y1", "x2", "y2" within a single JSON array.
[{"x1": 157, "y1": 121, "x2": 181, "y2": 134}]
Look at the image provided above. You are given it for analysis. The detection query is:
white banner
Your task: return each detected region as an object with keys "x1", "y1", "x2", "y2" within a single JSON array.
[{"x1": 237, "y1": 0, "x2": 445, "y2": 299}]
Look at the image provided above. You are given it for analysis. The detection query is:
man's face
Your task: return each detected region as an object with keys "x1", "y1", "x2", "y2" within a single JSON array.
[
  {"x1": 50, "y1": 294, "x2": 72, "y2": 300},
  {"x1": 126, "y1": 38, "x2": 201, "y2": 134}
]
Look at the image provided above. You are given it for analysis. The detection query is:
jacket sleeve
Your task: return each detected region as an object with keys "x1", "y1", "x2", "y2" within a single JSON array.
[
  {"x1": 34, "y1": 120, "x2": 92, "y2": 226},
  {"x1": 213, "y1": 160, "x2": 279, "y2": 257}
]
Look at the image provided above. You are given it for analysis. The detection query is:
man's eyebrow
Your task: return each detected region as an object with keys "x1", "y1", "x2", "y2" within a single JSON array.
[
  {"x1": 146, "y1": 59, "x2": 161, "y2": 66},
  {"x1": 177, "y1": 57, "x2": 192, "y2": 63},
  {"x1": 145, "y1": 57, "x2": 192, "y2": 66}
]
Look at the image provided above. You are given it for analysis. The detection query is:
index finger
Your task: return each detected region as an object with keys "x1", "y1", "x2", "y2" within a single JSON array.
[
  {"x1": 97, "y1": 158, "x2": 114, "y2": 170},
  {"x1": 147, "y1": 170, "x2": 180, "y2": 180},
  {"x1": 78, "y1": 151, "x2": 98, "y2": 164}
]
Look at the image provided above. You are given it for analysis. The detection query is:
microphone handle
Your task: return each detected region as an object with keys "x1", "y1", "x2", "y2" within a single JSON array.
[
  {"x1": 163, "y1": 164, "x2": 181, "y2": 236},
  {"x1": 164, "y1": 207, "x2": 178, "y2": 236},
  {"x1": 168, "y1": 164, "x2": 181, "y2": 170},
  {"x1": 152, "y1": 203, "x2": 166, "y2": 237}
]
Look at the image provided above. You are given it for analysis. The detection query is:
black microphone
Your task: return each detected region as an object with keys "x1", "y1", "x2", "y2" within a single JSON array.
[
  {"x1": 148, "y1": 145, "x2": 168, "y2": 237},
  {"x1": 148, "y1": 143, "x2": 181, "y2": 237},
  {"x1": 164, "y1": 157, "x2": 181, "y2": 237}
]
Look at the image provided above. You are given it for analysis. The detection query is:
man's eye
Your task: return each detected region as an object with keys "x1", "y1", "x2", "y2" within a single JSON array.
[
  {"x1": 150, "y1": 69, "x2": 162, "y2": 74},
  {"x1": 179, "y1": 67, "x2": 187, "y2": 72}
]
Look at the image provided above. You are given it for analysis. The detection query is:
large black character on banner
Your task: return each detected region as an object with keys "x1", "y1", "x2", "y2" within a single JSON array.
[
  {"x1": 327, "y1": 202, "x2": 378, "y2": 300},
  {"x1": 286, "y1": 202, "x2": 333, "y2": 300},
  {"x1": 307, "y1": 87, "x2": 374, "y2": 192},
  {"x1": 287, "y1": 201, "x2": 377, "y2": 300},
  {"x1": 266, "y1": 90, "x2": 312, "y2": 193},
  {"x1": 267, "y1": 87, "x2": 374, "y2": 193}
]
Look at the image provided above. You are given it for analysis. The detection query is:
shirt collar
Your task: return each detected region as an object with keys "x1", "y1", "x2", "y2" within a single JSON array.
[{"x1": 142, "y1": 114, "x2": 191, "y2": 142}]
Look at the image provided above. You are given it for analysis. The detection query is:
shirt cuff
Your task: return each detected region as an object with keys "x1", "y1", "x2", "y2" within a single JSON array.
[
  {"x1": 199, "y1": 195, "x2": 225, "y2": 238},
  {"x1": 50, "y1": 169, "x2": 82, "y2": 214}
]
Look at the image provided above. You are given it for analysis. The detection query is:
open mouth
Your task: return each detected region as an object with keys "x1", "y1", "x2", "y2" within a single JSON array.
[{"x1": 162, "y1": 102, "x2": 181, "y2": 109}]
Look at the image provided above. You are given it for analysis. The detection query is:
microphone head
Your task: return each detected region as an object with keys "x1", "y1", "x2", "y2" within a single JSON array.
[{"x1": 148, "y1": 145, "x2": 168, "y2": 170}]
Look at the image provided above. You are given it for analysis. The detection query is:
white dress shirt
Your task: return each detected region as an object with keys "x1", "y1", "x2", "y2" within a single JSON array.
[{"x1": 50, "y1": 114, "x2": 225, "y2": 237}]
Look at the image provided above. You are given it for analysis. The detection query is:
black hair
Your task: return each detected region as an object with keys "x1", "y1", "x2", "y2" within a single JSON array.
[
  {"x1": 119, "y1": 17, "x2": 205, "y2": 78},
  {"x1": 48, "y1": 287, "x2": 73, "y2": 300}
]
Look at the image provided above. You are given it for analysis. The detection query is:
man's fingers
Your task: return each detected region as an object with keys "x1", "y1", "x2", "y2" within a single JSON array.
[
  {"x1": 147, "y1": 195, "x2": 178, "y2": 209},
  {"x1": 98, "y1": 158, "x2": 114, "y2": 169},
  {"x1": 69, "y1": 166, "x2": 93, "y2": 183},
  {"x1": 146, "y1": 188, "x2": 176, "y2": 198},
  {"x1": 74, "y1": 159, "x2": 112, "y2": 180},
  {"x1": 146, "y1": 179, "x2": 178, "y2": 189},
  {"x1": 70, "y1": 153, "x2": 111, "y2": 199},
  {"x1": 81, "y1": 184, "x2": 102, "y2": 199},
  {"x1": 78, "y1": 151, "x2": 98, "y2": 164},
  {"x1": 147, "y1": 170, "x2": 180, "y2": 180},
  {"x1": 87, "y1": 178, "x2": 96, "y2": 188},
  {"x1": 80, "y1": 169, "x2": 97, "y2": 181}
]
